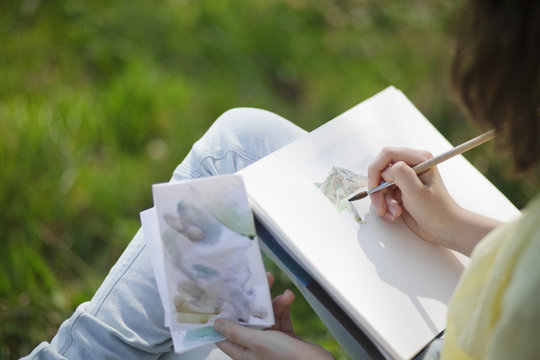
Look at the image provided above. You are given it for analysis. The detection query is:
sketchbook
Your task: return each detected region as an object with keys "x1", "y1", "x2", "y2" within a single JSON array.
[{"x1": 239, "y1": 86, "x2": 520, "y2": 359}]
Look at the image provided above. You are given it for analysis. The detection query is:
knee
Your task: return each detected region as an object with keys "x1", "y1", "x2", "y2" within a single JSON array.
[
  {"x1": 212, "y1": 107, "x2": 285, "y2": 134},
  {"x1": 208, "y1": 107, "x2": 305, "y2": 146}
]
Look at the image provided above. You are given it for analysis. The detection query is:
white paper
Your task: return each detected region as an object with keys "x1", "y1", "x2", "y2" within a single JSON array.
[
  {"x1": 240, "y1": 87, "x2": 520, "y2": 359},
  {"x1": 140, "y1": 209, "x2": 172, "y2": 327},
  {"x1": 141, "y1": 175, "x2": 274, "y2": 354}
]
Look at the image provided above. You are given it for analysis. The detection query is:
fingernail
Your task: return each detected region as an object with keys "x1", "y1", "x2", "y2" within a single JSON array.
[
  {"x1": 283, "y1": 289, "x2": 294, "y2": 300},
  {"x1": 214, "y1": 320, "x2": 225, "y2": 333},
  {"x1": 390, "y1": 204, "x2": 398, "y2": 218},
  {"x1": 383, "y1": 205, "x2": 398, "y2": 222},
  {"x1": 383, "y1": 211, "x2": 394, "y2": 222}
]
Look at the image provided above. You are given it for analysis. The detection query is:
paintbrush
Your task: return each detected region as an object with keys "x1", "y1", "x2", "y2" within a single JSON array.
[{"x1": 348, "y1": 129, "x2": 496, "y2": 202}]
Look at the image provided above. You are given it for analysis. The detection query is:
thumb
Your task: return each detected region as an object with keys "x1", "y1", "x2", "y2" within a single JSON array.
[
  {"x1": 382, "y1": 161, "x2": 424, "y2": 195},
  {"x1": 214, "y1": 319, "x2": 258, "y2": 349}
]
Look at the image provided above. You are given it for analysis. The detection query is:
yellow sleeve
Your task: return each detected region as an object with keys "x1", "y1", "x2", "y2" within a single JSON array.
[
  {"x1": 484, "y1": 209, "x2": 540, "y2": 360},
  {"x1": 441, "y1": 195, "x2": 540, "y2": 360}
]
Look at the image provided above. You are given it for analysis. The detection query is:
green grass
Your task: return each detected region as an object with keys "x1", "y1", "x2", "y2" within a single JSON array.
[{"x1": 1, "y1": 1, "x2": 535, "y2": 359}]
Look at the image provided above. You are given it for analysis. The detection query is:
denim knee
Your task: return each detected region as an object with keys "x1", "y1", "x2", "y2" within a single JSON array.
[{"x1": 172, "y1": 107, "x2": 306, "y2": 181}]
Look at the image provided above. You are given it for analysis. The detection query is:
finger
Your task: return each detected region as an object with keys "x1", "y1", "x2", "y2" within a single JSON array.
[
  {"x1": 382, "y1": 190, "x2": 402, "y2": 222},
  {"x1": 214, "y1": 319, "x2": 259, "y2": 350},
  {"x1": 276, "y1": 290, "x2": 295, "y2": 334},
  {"x1": 266, "y1": 272, "x2": 275, "y2": 289},
  {"x1": 273, "y1": 289, "x2": 295, "y2": 312},
  {"x1": 369, "y1": 148, "x2": 433, "y2": 184},
  {"x1": 369, "y1": 148, "x2": 433, "y2": 175},
  {"x1": 368, "y1": 148, "x2": 431, "y2": 217},
  {"x1": 368, "y1": 147, "x2": 431, "y2": 189},
  {"x1": 367, "y1": 151, "x2": 390, "y2": 217},
  {"x1": 418, "y1": 165, "x2": 439, "y2": 186},
  {"x1": 369, "y1": 186, "x2": 389, "y2": 217},
  {"x1": 382, "y1": 160, "x2": 425, "y2": 196},
  {"x1": 216, "y1": 340, "x2": 255, "y2": 360},
  {"x1": 272, "y1": 290, "x2": 295, "y2": 333},
  {"x1": 270, "y1": 290, "x2": 290, "y2": 329}
]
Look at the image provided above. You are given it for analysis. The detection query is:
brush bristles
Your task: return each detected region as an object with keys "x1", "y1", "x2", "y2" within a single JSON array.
[{"x1": 348, "y1": 191, "x2": 368, "y2": 202}]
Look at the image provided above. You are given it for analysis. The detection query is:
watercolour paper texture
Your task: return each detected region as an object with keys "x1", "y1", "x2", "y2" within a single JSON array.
[
  {"x1": 240, "y1": 87, "x2": 521, "y2": 359},
  {"x1": 140, "y1": 175, "x2": 273, "y2": 354}
]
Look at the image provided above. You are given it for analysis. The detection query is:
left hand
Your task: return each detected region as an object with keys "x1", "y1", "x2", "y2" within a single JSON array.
[{"x1": 213, "y1": 273, "x2": 334, "y2": 360}]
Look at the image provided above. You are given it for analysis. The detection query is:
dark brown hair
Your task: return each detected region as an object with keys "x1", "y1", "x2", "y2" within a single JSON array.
[{"x1": 450, "y1": 0, "x2": 539, "y2": 171}]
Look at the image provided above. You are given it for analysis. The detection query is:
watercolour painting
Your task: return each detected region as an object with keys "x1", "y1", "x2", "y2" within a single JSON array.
[
  {"x1": 143, "y1": 175, "x2": 273, "y2": 354},
  {"x1": 314, "y1": 165, "x2": 368, "y2": 223}
]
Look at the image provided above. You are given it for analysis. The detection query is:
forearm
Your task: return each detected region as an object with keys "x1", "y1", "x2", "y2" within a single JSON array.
[{"x1": 445, "y1": 206, "x2": 502, "y2": 256}]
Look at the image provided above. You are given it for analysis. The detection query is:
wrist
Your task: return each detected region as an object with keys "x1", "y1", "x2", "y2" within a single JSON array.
[{"x1": 446, "y1": 205, "x2": 502, "y2": 256}]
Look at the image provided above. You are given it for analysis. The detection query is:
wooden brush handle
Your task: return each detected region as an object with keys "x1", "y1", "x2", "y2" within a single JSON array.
[{"x1": 412, "y1": 129, "x2": 496, "y2": 174}]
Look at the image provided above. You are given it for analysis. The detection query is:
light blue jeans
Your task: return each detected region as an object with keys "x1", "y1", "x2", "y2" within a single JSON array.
[{"x1": 22, "y1": 108, "x2": 306, "y2": 360}]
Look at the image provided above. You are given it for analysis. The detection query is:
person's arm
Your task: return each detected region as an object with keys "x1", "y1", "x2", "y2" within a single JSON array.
[
  {"x1": 213, "y1": 274, "x2": 334, "y2": 360},
  {"x1": 367, "y1": 147, "x2": 501, "y2": 256}
]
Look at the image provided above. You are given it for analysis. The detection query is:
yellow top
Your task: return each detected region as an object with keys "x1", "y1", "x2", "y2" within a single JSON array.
[{"x1": 441, "y1": 195, "x2": 540, "y2": 360}]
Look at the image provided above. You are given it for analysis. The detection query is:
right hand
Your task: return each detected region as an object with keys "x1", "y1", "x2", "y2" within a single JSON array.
[{"x1": 367, "y1": 147, "x2": 499, "y2": 256}]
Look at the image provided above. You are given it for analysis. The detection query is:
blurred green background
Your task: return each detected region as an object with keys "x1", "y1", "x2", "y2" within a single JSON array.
[{"x1": 1, "y1": 0, "x2": 536, "y2": 359}]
